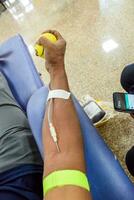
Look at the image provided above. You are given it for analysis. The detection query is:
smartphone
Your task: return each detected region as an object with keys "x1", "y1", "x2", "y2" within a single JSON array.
[{"x1": 113, "y1": 92, "x2": 134, "y2": 113}]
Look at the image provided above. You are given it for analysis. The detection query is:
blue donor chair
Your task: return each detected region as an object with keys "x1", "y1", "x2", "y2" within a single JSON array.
[{"x1": 0, "y1": 35, "x2": 134, "y2": 200}]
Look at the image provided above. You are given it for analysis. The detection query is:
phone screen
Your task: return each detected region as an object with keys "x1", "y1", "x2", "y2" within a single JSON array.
[{"x1": 125, "y1": 94, "x2": 134, "y2": 109}]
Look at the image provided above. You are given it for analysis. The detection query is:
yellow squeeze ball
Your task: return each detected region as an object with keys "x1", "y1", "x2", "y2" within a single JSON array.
[{"x1": 34, "y1": 33, "x2": 57, "y2": 59}]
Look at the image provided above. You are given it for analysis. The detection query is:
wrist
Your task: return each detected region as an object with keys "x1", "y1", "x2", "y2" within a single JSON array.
[
  {"x1": 49, "y1": 67, "x2": 69, "y2": 91},
  {"x1": 49, "y1": 66, "x2": 66, "y2": 79},
  {"x1": 48, "y1": 59, "x2": 65, "y2": 72}
]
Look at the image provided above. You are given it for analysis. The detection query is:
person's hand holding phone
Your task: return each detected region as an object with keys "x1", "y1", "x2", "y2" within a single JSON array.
[{"x1": 113, "y1": 92, "x2": 134, "y2": 113}]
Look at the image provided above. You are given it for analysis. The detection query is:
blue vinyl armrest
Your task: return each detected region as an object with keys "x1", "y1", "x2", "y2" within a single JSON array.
[
  {"x1": 27, "y1": 87, "x2": 134, "y2": 200},
  {"x1": 0, "y1": 34, "x2": 43, "y2": 110}
]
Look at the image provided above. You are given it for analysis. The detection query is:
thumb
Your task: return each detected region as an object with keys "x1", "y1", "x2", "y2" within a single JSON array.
[{"x1": 37, "y1": 37, "x2": 52, "y2": 48}]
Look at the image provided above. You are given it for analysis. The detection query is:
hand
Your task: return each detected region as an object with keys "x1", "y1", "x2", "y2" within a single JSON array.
[{"x1": 37, "y1": 30, "x2": 66, "y2": 73}]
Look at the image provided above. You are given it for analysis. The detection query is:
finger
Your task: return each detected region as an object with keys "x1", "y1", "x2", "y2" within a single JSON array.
[
  {"x1": 50, "y1": 30, "x2": 64, "y2": 40},
  {"x1": 41, "y1": 29, "x2": 52, "y2": 34},
  {"x1": 36, "y1": 37, "x2": 52, "y2": 48},
  {"x1": 42, "y1": 30, "x2": 64, "y2": 40},
  {"x1": 41, "y1": 30, "x2": 59, "y2": 36}
]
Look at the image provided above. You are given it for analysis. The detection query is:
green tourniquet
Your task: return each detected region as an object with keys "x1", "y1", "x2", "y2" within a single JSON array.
[{"x1": 43, "y1": 170, "x2": 90, "y2": 196}]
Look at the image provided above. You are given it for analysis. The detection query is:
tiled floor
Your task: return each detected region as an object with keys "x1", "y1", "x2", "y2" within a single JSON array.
[{"x1": 0, "y1": 0, "x2": 134, "y2": 181}]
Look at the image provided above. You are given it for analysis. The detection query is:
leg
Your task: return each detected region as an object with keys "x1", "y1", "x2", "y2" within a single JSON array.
[
  {"x1": 120, "y1": 64, "x2": 134, "y2": 176},
  {"x1": 126, "y1": 147, "x2": 134, "y2": 176},
  {"x1": 120, "y1": 63, "x2": 134, "y2": 93},
  {"x1": 0, "y1": 73, "x2": 43, "y2": 173}
]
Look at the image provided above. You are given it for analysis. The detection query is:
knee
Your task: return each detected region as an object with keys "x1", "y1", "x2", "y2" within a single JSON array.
[
  {"x1": 125, "y1": 146, "x2": 134, "y2": 176},
  {"x1": 120, "y1": 63, "x2": 134, "y2": 92}
]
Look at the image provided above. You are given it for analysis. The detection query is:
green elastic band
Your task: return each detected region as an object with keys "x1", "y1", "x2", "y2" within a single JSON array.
[{"x1": 43, "y1": 170, "x2": 90, "y2": 196}]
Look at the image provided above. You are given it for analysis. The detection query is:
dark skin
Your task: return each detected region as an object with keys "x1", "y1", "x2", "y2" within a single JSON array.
[{"x1": 37, "y1": 30, "x2": 92, "y2": 200}]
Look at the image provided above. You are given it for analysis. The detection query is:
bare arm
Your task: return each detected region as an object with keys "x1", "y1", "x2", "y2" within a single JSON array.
[{"x1": 38, "y1": 30, "x2": 92, "y2": 200}]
